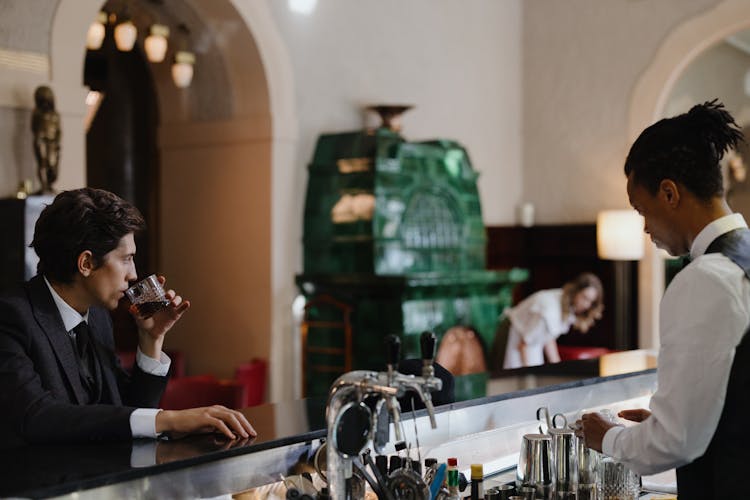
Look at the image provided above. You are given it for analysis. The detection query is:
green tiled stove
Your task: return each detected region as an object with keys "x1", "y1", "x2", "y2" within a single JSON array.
[{"x1": 296, "y1": 108, "x2": 527, "y2": 400}]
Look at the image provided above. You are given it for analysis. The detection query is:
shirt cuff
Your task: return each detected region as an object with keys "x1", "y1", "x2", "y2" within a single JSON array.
[
  {"x1": 130, "y1": 408, "x2": 162, "y2": 438},
  {"x1": 136, "y1": 347, "x2": 171, "y2": 377},
  {"x1": 602, "y1": 425, "x2": 625, "y2": 457}
]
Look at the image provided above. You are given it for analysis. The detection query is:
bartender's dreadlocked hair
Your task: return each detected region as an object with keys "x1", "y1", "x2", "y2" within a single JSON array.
[{"x1": 624, "y1": 99, "x2": 745, "y2": 200}]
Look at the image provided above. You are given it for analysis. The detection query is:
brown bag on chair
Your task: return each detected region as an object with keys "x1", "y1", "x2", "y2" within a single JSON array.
[{"x1": 436, "y1": 326, "x2": 486, "y2": 375}]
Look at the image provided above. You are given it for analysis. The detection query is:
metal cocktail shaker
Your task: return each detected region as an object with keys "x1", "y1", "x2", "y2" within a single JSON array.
[
  {"x1": 517, "y1": 433, "x2": 553, "y2": 499},
  {"x1": 549, "y1": 427, "x2": 577, "y2": 497}
]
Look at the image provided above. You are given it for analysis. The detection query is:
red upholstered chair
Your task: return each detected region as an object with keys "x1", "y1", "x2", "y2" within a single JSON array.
[
  {"x1": 557, "y1": 345, "x2": 613, "y2": 361},
  {"x1": 166, "y1": 350, "x2": 186, "y2": 378},
  {"x1": 234, "y1": 358, "x2": 267, "y2": 407},
  {"x1": 159, "y1": 375, "x2": 247, "y2": 410},
  {"x1": 116, "y1": 350, "x2": 137, "y2": 373}
]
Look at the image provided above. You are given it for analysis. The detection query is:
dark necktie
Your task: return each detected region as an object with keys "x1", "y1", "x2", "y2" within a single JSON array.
[{"x1": 71, "y1": 321, "x2": 100, "y2": 402}]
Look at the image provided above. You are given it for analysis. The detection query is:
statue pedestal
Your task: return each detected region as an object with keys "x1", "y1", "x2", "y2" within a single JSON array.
[{"x1": 0, "y1": 194, "x2": 54, "y2": 291}]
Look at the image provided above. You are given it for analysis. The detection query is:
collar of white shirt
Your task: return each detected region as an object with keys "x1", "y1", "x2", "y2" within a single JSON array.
[
  {"x1": 690, "y1": 213, "x2": 748, "y2": 260},
  {"x1": 43, "y1": 276, "x2": 89, "y2": 333}
]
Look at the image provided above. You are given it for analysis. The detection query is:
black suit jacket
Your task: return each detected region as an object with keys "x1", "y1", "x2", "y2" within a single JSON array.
[{"x1": 0, "y1": 275, "x2": 168, "y2": 447}]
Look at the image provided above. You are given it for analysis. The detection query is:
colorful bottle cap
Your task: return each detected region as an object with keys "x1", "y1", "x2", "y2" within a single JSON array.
[{"x1": 470, "y1": 463, "x2": 483, "y2": 479}]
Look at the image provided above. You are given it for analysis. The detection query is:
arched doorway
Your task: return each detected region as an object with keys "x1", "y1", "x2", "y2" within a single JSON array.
[
  {"x1": 629, "y1": 0, "x2": 750, "y2": 350},
  {"x1": 50, "y1": 0, "x2": 300, "y2": 402}
]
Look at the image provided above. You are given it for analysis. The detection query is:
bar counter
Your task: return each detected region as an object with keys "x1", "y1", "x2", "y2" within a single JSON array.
[{"x1": 0, "y1": 366, "x2": 657, "y2": 499}]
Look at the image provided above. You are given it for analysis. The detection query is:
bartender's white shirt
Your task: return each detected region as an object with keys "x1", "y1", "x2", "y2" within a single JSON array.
[
  {"x1": 602, "y1": 213, "x2": 750, "y2": 475},
  {"x1": 44, "y1": 277, "x2": 169, "y2": 438}
]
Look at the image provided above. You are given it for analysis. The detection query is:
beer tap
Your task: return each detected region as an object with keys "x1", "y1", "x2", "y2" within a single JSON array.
[
  {"x1": 418, "y1": 331, "x2": 439, "y2": 429},
  {"x1": 325, "y1": 331, "x2": 443, "y2": 499},
  {"x1": 391, "y1": 332, "x2": 441, "y2": 429}
]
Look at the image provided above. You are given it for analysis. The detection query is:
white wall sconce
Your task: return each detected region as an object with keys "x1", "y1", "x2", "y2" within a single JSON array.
[{"x1": 288, "y1": 0, "x2": 318, "y2": 14}]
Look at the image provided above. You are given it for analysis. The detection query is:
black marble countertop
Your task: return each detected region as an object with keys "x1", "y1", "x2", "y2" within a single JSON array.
[
  {"x1": 0, "y1": 359, "x2": 637, "y2": 499},
  {"x1": 0, "y1": 398, "x2": 329, "y2": 499}
]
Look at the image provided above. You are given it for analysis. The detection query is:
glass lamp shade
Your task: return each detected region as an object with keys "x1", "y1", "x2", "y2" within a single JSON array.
[
  {"x1": 86, "y1": 16, "x2": 106, "y2": 50},
  {"x1": 145, "y1": 24, "x2": 169, "y2": 62},
  {"x1": 171, "y1": 51, "x2": 195, "y2": 88},
  {"x1": 596, "y1": 210, "x2": 645, "y2": 260},
  {"x1": 114, "y1": 21, "x2": 137, "y2": 51}
]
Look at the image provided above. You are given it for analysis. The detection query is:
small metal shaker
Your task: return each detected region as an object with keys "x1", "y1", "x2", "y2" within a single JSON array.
[
  {"x1": 549, "y1": 427, "x2": 577, "y2": 496},
  {"x1": 517, "y1": 433, "x2": 553, "y2": 498}
]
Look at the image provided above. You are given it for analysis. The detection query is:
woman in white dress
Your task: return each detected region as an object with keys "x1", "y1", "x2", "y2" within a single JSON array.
[{"x1": 501, "y1": 273, "x2": 604, "y2": 369}]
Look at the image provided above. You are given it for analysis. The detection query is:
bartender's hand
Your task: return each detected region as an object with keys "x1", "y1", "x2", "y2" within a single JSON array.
[
  {"x1": 618, "y1": 408, "x2": 651, "y2": 422},
  {"x1": 156, "y1": 405, "x2": 257, "y2": 440},
  {"x1": 577, "y1": 412, "x2": 619, "y2": 453}
]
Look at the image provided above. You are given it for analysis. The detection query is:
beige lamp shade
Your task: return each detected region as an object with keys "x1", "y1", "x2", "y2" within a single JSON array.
[
  {"x1": 597, "y1": 209, "x2": 645, "y2": 260},
  {"x1": 86, "y1": 13, "x2": 107, "y2": 50},
  {"x1": 114, "y1": 21, "x2": 137, "y2": 51},
  {"x1": 171, "y1": 51, "x2": 195, "y2": 88},
  {"x1": 145, "y1": 24, "x2": 169, "y2": 63}
]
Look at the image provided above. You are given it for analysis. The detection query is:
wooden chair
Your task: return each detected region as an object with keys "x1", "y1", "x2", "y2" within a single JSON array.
[{"x1": 300, "y1": 294, "x2": 353, "y2": 397}]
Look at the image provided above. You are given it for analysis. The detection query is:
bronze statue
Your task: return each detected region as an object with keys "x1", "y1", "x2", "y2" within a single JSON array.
[{"x1": 31, "y1": 85, "x2": 61, "y2": 194}]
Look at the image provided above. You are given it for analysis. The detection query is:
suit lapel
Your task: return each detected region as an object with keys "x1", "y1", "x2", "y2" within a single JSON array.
[{"x1": 26, "y1": 275, "x2": 87, "y2": 404}]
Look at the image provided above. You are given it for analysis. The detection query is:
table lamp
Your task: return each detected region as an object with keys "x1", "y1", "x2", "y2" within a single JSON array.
[{"x1": 597, "y1": 210, "x2": 645, "y2": 350}]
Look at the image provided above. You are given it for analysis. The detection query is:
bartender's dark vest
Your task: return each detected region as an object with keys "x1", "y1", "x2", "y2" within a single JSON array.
[{"x1": 676, "y1": 228, "x2": 750, "y2": 499}]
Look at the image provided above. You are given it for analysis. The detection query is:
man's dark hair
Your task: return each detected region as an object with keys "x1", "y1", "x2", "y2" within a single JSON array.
[
  {"x1": 624, "y1": 99, "x2": 745, "y2": 200},
  {"x1": 31, "y1": 188, "x2": 145, "y2": 284}
]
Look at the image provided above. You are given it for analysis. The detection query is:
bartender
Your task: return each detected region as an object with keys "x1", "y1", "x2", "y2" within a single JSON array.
[{"x1": 579, "y1": 100, "x2": 750, "y2": 499}]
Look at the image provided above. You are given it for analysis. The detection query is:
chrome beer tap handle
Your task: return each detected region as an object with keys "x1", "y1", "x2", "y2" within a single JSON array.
[
  {"x1": 387, "y1": 395, "x2": 404, "y2": 442},
  {"x1": 420, "y1": 331, "x2": 439, "y2": 429},
  {"x1": 384, "y1": 335, "x2": 404, "y2": 440}
]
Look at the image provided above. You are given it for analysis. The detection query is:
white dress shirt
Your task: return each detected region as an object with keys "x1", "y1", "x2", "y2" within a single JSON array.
[
  {"x1": 602, "y1": 213, "x2": 750, "y2": 475},
  {"x1": 503, "y1": 289, "x2": 575, "y2": 369},
  {"x1": 44, "y1": 277, "x2": 170, "y2": 438}
]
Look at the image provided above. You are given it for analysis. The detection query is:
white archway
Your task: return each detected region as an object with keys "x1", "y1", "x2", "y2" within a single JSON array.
[
  {"x1": 629, "y1": 0, "x2": 750, "y2": 350},
  {"x1": 225, "y1": 0, "x2": 300, "y2": 403}
]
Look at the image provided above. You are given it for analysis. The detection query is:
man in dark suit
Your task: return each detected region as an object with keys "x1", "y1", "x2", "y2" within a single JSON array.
[{"x1": 0, "y1": 188, "x2": 255, "y2": 446}]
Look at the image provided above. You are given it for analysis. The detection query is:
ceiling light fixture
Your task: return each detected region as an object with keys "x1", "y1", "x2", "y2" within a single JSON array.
[
  {"x1": 172, "y1": 51, "x2": 195, "y2": 88},
  {"x1": 144, "y1": 24, "x2": 169, "y2": 62},
  {"x1": 114, "y1": 17, "x2": 137, "y2": 51},
  {"x1": 86, "y1": 12, "x2": 107, "y2": 50}
]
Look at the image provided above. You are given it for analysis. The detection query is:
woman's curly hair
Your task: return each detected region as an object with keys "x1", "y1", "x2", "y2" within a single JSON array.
[{"x1": 562, "y1": 272, "x2": 604, "y2": 333}]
